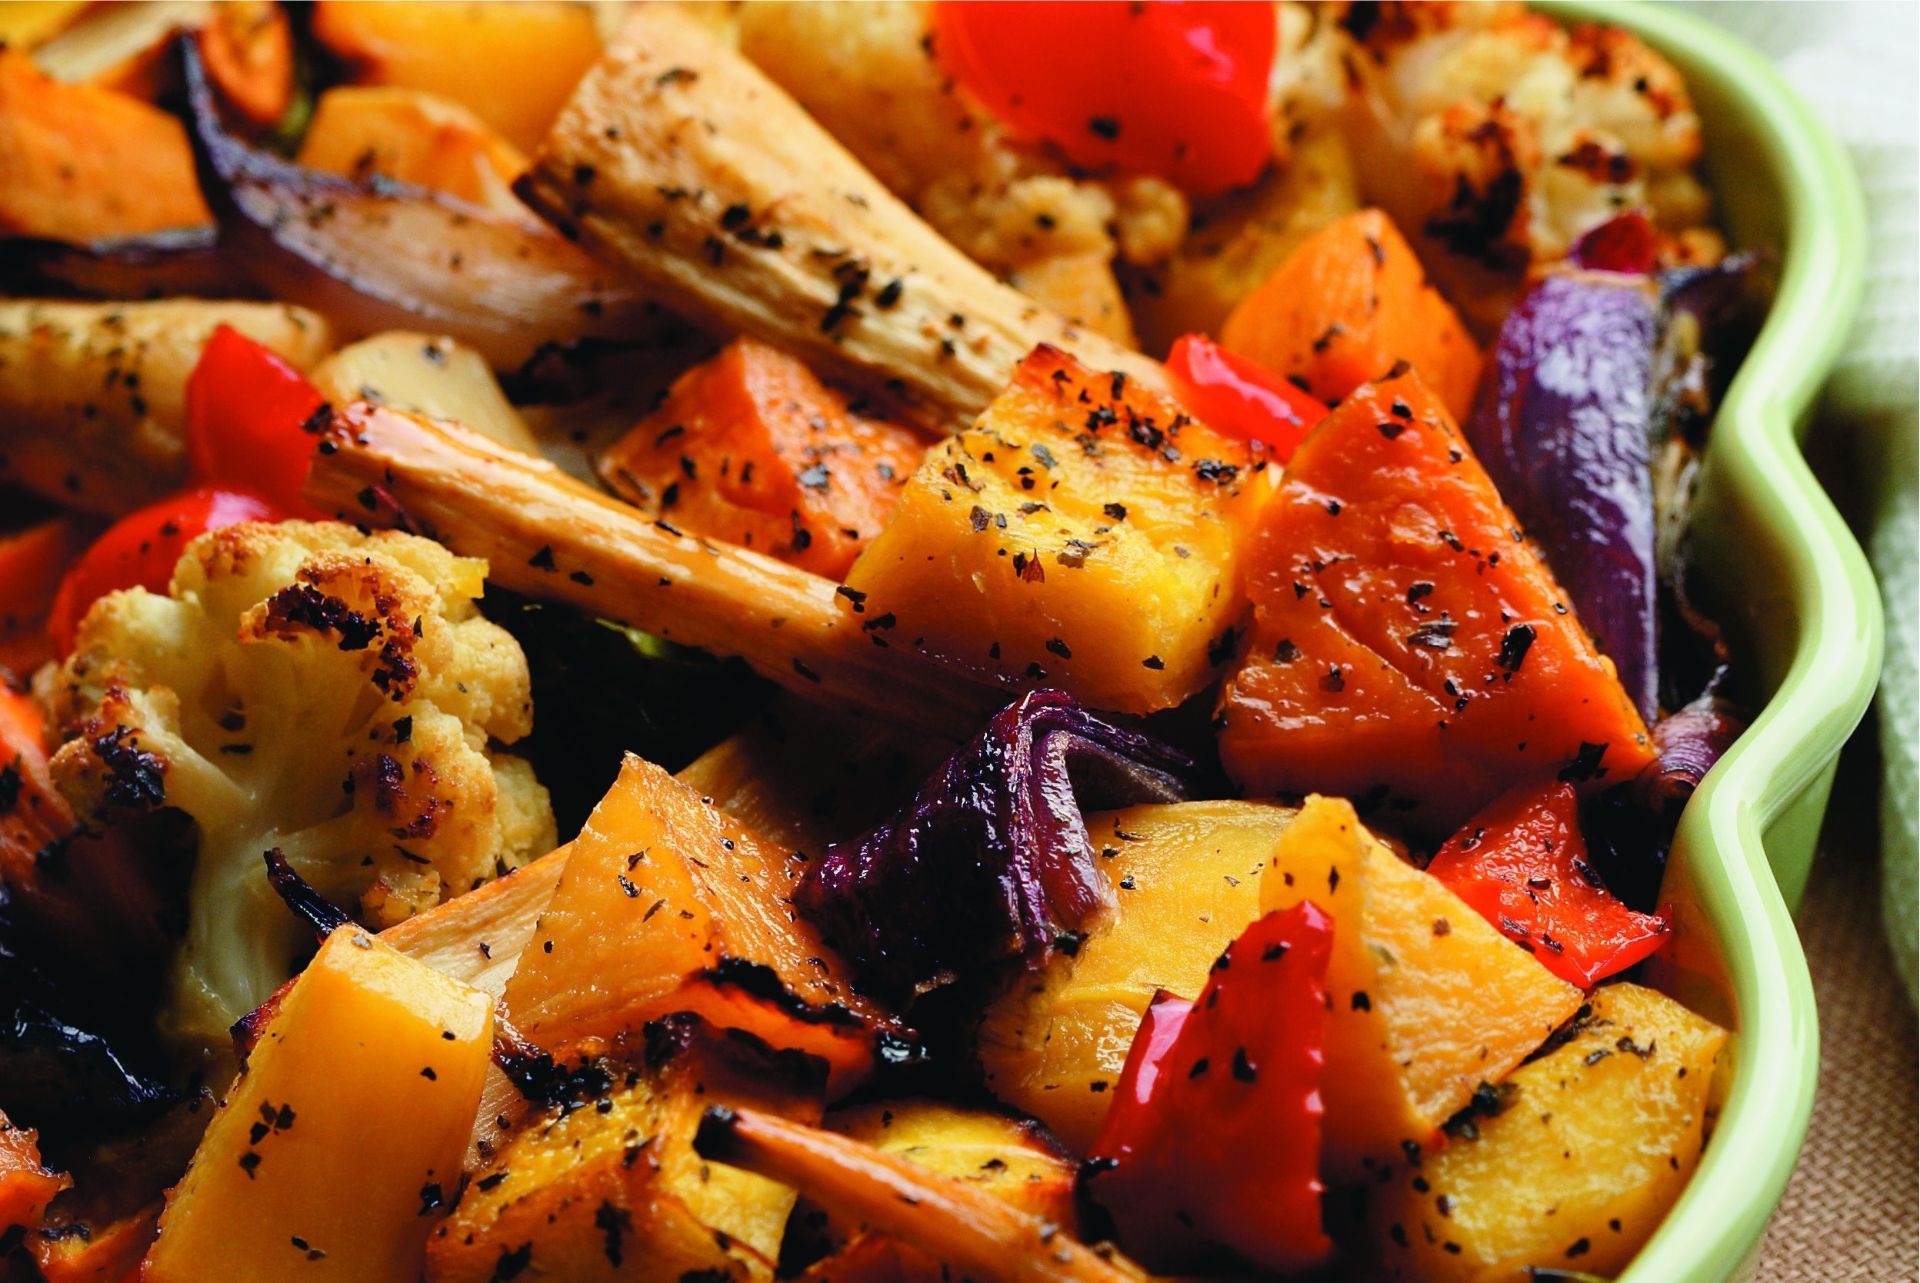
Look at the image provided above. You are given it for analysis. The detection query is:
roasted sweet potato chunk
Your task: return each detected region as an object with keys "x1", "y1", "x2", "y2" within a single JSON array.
[
  {"x1": 600, "y1": 339, "x2": 927, "y2": 580},
  {"x1": 427, "y1": 1019, "x2": 824, "y2": 1283},
  {"x1": 1369, "y1": 982, "x2": 1727, "y2": 1281},
  {"x1": 1217, "y1": 369, "x2": 1655, "y2": 833},
  {"x1": 0, "y1": 1110, "x2": 65, "y2": 1233},
  {"x1": 1220, "y1": 208, "x2": 1483, "y2": 420},
  {"x1": 503, "y1": 754, "x2": 892, "y2": 1094},
  {"x1": 845, "y1": 346, "x2": 1266, "y2": 712}
]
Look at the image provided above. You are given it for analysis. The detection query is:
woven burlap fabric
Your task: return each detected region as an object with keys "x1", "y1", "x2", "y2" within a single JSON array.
[{"x1": 1757, "y1": 755, "x2": 1918, "y2": 1280}]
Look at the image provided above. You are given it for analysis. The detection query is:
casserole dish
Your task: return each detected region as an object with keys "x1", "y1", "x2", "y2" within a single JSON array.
[{"x1": 1536, "y1": 3, "x2": 1880, "y2": 1279}]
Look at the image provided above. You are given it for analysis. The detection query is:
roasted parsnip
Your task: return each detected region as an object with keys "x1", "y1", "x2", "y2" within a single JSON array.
[
  {"x1": 304, "y1": 402, "x2": 1000, "y2": 730},
  {"x1": 516, "y1": 3, "x2": 1163, "y2": 429}
]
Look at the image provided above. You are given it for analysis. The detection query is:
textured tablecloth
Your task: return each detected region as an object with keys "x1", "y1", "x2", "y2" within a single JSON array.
[{"x1": 1668, "y1": 3, "x2": 1920, "y2": 1278}]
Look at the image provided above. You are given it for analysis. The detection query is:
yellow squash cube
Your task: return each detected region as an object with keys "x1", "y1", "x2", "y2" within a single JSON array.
[
  {"x1": 144, "y1": 929, "x2": 493, "y2": 1282},
  {"x1": 844, "y1": 346, "x2": 1266, "y2": 713}
]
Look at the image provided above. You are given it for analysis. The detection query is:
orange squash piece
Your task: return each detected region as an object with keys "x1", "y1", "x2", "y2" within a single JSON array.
[
  {"x1": 0, "y1": 1110, "x2": 67, "y2": 1233},
  {"x1": 201, "y1": 1, "x2": 295, "y2": 128},
  {"x1": 0, "y1": 51, "x2": 209, "y2": 241},
  {"x1": 312, "y1": 1, "x2": 602, "y2": 153},
  {"x1": 844, "y1": 345, "x2": 1267, "y2": 713},
  {"x1": 31, "y1": 1203, "x2": 160, "y2": 1283},
  {"x1": 297, "y1": 87, "x2": 530, "y2": 217},
  {"x1": 1217, "y1": 369, "x2": 1654, "y2": 833},
  {"x1": 502, "y1": 754, "x2": 893, "y2": 1095},
  {"x1": 599, "y1": 339, "x2": 926, "y2": 580},
  {"x1": 1220, "y1": 208, "x2": 1483, "y2": 422}
]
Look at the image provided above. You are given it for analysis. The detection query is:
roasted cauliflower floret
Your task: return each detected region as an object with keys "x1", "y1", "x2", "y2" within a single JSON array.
[
  {"x1": 1338, "y1": 1, "x2": 1722, "y2": 330},
  {"x1": 50, "y1": 521, "x2": 555, "y2": 1058}
]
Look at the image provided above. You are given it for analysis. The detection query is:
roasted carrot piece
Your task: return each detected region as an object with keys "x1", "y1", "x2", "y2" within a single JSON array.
[
  {"x1": 0, "y1": 1110, "x2": 67, "y2": 1233},
  {"x1": 31, "y1": 1203, "x2": 161, "y2": 1283},
  {"x1": 1216, "y1": 368, "x2": 1654, "y2": 834},
  {"x1": 1220, "y1": 208, "x2": 1483, "y2": 422},
  {"x1": 200, "y1": 0, "x2": 295, "y2": 128},
  {"x1": 0, "y1": 51, "x2": 210, "y2": 241},
  {"x1": 599, "y1": 338, "x2": 927, "y2": 581},
  {"x1": 0, "y1": 516, "x2": 88, "y2": 674}
]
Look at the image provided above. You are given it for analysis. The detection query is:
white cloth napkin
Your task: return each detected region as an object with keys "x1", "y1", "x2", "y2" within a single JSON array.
[{"x1": 1674, "y1": 1, "x2": 1918, "y2": 1000}]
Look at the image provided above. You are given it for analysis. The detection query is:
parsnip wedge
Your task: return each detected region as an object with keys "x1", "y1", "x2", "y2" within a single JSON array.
[
  {"x1": 305, "y1": 402, "x2": 999, "y2": 731},
  {"x1": 516, "y1": 3, "x2": 1162, "y2": 429}
]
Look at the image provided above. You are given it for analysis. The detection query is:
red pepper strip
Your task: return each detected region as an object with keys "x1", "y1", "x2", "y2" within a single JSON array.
[
  {"x1": 1570, "y1": 210, "x2": 1658, "y2": 274},
  {"x1": 0, "y1": 518, "x2": 90, "y2": 674},
  {"x1": 1166, "y1": 332, "x2": 1326, "y2": 459},
  {"x1": 184, "y1": 324, "x2": 330, "y2": 517},
  {"x1": 1427, "y1": 779, "x2": 1669, "y2": 988},
  {"x1": 48, "y1": 487, "x2": 277, "y2": 654},
  {"x1": 1085, "y1": 901, "x2": 1333, "y2": 1274},
  {"x1": 931, "y1": 1, "x2": 1277, "y2": 198}
]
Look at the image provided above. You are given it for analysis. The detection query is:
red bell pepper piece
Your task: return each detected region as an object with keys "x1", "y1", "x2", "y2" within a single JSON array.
[
  {"x1": 48, "y1": 486, "x2": 277, "y2": 653},
  {"x1": 1084, "y1": 901, "x2": 1333, "y2": 1274},
  {"x1": 1428, "y1": 779, "x2": 1669, "y2": 988},
  {"x1": 184, "y1": 325, "x2": 330, "y2": 517},
  {"x1": 1166, "y1": 332, "x2": 1326, "y2": 459},
  {"x1": 931, "y1": 2, "x2": 1277, "y2": 198},
  {"x1": 1571, "y1": 210, "x2": 1658, "y2": 275}
]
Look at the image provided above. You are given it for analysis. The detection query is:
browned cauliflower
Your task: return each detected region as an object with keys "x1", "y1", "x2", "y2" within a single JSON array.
[
  {"x1": 49, "y1": 522, "x2": 554, "y2": 1058},
  {"x1": 1336, "y1": 0, "x2": 1723, "y2": 329}
]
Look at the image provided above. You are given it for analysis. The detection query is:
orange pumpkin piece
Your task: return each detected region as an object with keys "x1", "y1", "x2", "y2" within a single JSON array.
[
  {"x1": 312, "y1": 1, "x2": 602, "y2": 153},
  {"x1": 31, "y1": 1203, "x2": 160, "y2": 1283},
  {"x1": 0, "y1": 1110, "x2": 67, "y2": 1232},
  {"x1": 502, "y1": 754, "x2": 893, "y2": 1095},
  {"x1": 200, "y1": 1, "x2": 295, "y2": 128},
  {"x1": 0, "y1": 50, "x2": 209, "y2": 241},
  {"x1": 1217, "y1": 369, "x2": 1654, "y2": 833},
  {"x1": 1220, "y1": 208, "x2": 1483, "y2": 422},
  {"x1": 599, "y1": 339, "x2": 927, "y2": 581}
]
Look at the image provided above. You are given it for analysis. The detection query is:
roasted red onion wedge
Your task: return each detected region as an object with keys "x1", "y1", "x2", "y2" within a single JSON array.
[
  {"x1": 180, "y1": 36, "x2": 659, "y2": 371},
  {"x1": 0, "y1": 227, "x2": 257, "y2": 300}
]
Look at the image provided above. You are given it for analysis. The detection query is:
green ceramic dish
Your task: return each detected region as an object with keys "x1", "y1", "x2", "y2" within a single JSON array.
[{"x1": 1535, "y1": 3, "x2": 1880, "y2": 1281}]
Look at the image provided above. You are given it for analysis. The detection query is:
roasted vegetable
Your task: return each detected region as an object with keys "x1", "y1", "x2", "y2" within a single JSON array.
[
  {"x1": 0, "y1": 1108, "x2": 68, "y2": 1231},
  {"x1": 1165, "y1": 331, "x2": 1326, "y2": 458},
  {"x1": 796, "y1": 690, "x2": 1197, "y2": 1000},
  {"x1": 694, "y1": 1104, "x2": 1142, "y2": 1283},
  {"x1": 0, "y1": 225, "x2": 252, "y2": 302},
  {"x1": 1217, "y1": 368, "x2": 1657, "y2": 833},
  {"x1": 978, "y1": 799, "x2": 1289, "y2": 1151},
  {"x1": 296, "y1": 87, "x2": 530, "y2": 218},
  {"x1": 502, "y1": 754, "x2": 894, "y2": 1094},
  {"x1": 1085, "y1": 903, "x2": 1333, "y2": 1273},
  {"x1": 427, "y1": 1018, "x2": 825, "y2": 1283},
  {"x1": 843, "y1": 346, "x2": 1264, "y2": 711},
  {"x1": 1220, "y1": 208, "x2": 1484, "y2": 421},
  {"x1": 1369, "y1": 982, "x2": 1727, "y2": 1281},
  {"x1": 0, "y1": 516, "x2": 89, "y2": 673},
  {"x1": 199, "y1": 0, "x2": 295, "y2": 128},
  {"x1": 313, "y1": 1, "x2": 603, "y2": 152},
  {"x1": 600, "y1": 338, "x2": 929, "y2": 580},
  {"x1": 182, "y1": 36, "x2": 653, "y2": 373},
  {"x1": 0, "y1": 299, "x2": 333, "y2": 516},
  {"x1": 516, "y1": 2, "x2": 1163, "y2": 431},
  {"x1": 50, "y1": 521, "x2": 554, "y2": 1058},
  {"x1": 1428, "y1": 780, "x2": 1669, "y2": 988},
  {"x1": 307, "y1": 331, "x2": 541, "y2": 455},
  {"x1": 1467, "y1": 269, "x2": 1664, "y2": 719},
  {"x1": 0, "y1": 49, "x2": 209, "y2": 242},
  {"x1": 144, "y1": 927, "x2": 493, "y2": 1281},
  {"x1": 304, "y1": 402, "x2": 998, "y2": 732},
  {"x1": 1259, "y1": 797, "x2": 1582, "y2": 1177}
]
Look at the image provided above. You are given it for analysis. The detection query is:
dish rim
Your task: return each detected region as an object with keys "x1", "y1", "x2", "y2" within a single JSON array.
[{"x1": 1539, "y1": 2, "x2": 1878, "y2": 1280}]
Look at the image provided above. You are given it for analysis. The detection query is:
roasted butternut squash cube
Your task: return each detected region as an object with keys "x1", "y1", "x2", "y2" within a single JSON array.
[
  {"x1": 845, "y1": 346, "x2": 1266, "y2": 712},
  {"x1": 298, "y1": 87, "x2": 530, "y2": 217},
  {"x1": 1258, "y1": 796, "x2": 1582, "y2": 1178},
  {"x1": 1370, "y1": 982, "x2": 1728, "y2": 1282},
  {"x1": 0, "y1": 50, "x2": 208, "y2": 241},
  {"x1": 0, "y1": 1110, "x2": 66, "y2": 1232},
  {"x1": 503, "y1": 754, "x2": 890, "y2": 1094},
  {"x1": 312, "y1": 1, "x2": 602, "y2": 152},
  {"x1": 143, "y1": 928, "x2": 492, "y2": 1282},
  {"x1": 427, "y1": 1020, "x2": 824, "y2": 1283},
  {"x1": 599, "y1": 339, "x2": 927, "y2": 580},
  {"x1": 1217, "y1": 369, "x2": 1656, "y2": 834},
  {"x1": 1220, "y1": 208, "x2": 1483, "y2": 421},
  {"x1": 977, "y1": 800, "x2": 1291, "y2": 1151}
]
